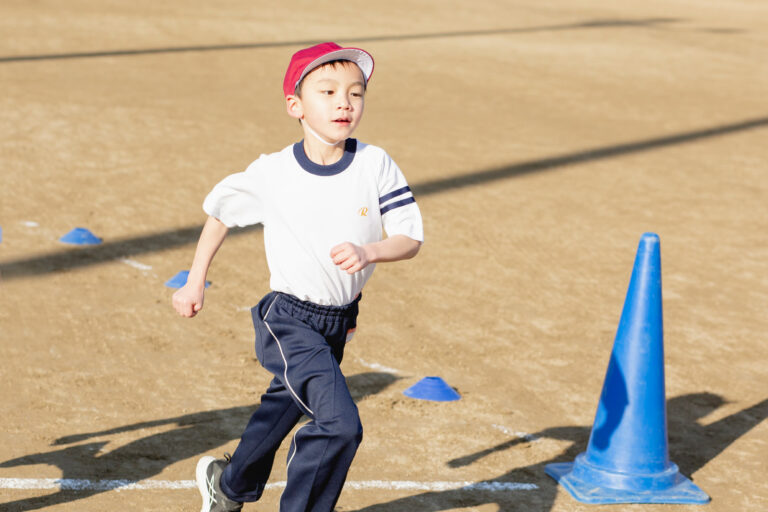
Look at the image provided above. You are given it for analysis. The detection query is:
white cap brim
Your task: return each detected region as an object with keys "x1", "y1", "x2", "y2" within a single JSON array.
[{"x1": 296, "y1": 48, "x2": 374, "y2": 90}]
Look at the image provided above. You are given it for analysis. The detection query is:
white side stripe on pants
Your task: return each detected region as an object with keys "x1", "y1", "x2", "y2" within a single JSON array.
[
  {"x1": 262, "y1": 296, "x2": 314, "y2": 416},
  {"x1": 285, "y1": 423, "x2": 309, "y2": 474}
]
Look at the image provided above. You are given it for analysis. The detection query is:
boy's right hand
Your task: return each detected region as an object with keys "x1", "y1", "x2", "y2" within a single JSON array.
[{"x1": 172, "y1": 283, "x2": 205, "y2": 318}]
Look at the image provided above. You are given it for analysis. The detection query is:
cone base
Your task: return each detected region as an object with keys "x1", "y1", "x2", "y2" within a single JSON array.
[{"x1": 545, "y1": 462, "x2": 710, "y2": 504}]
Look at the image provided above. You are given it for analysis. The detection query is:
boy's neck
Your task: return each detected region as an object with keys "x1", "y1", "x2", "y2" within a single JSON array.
[{"x1": 302, "y1": 136, "x2": 347, "y2": 166}]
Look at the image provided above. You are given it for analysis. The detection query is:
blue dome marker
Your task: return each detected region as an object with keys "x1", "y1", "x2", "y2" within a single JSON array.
[
  {"x1": 59, "y1": 227, "x2": 102, "y2": 245},
  {"x1": 165, "y1": 270, "x2": 210, "y2": 289},
  {"x1": 403, "y1": 377, "x2": 460, "y2": 402}
]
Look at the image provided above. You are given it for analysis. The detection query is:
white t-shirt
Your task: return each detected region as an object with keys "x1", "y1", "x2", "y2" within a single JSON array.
[{"x1": 203, "y1": 139, "x2": 423, "y2": 306}]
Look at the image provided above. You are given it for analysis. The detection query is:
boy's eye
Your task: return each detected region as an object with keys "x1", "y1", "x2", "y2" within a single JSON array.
[{"x1": 321, "y1": 90, "x2": 334, "y2": 95}]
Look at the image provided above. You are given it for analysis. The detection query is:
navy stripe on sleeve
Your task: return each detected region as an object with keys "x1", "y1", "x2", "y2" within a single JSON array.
[
  {"x1": 379, "y1": 186, "x2": 411, "y2": 205},
  {"x1": 380, "y1": 196, "x2": 416, "y2": 215}
]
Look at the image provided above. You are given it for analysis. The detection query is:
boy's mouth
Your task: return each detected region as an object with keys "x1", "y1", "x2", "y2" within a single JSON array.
[{"x1": 333, "y1": 118, "x2": 351, "y2": 124}]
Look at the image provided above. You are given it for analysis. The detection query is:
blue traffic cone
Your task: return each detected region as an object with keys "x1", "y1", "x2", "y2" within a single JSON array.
[{"x1": 545, "y1": 233, "x2": 709, "y2": 504}]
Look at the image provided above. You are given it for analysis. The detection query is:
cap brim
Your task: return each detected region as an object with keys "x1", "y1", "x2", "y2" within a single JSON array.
[{"x1": 296, "y1": 48, "x2": 374, "y2": 90}]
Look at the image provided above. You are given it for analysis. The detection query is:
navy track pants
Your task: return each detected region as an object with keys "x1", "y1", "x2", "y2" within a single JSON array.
[{"x1": 221, "y1": 291, "x2": 362, "y2": 512}]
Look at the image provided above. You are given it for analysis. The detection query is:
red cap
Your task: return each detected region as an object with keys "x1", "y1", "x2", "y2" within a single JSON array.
[{"x1": 283, "y1": 42, "x2": 374, "y2": 97}]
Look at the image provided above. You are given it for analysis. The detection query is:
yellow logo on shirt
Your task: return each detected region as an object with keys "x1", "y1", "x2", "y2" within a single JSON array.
[{"x1": 358, "y1": 207, "x2": 368, "y2": 217}]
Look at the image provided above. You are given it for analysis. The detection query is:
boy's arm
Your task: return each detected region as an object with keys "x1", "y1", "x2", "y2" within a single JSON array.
[
  {"x1": 171, "y1": 216, "x2": 229, "y2": 317},
  {"x1": 330, "y1": 234, "x2": 421, "y2": 274}
]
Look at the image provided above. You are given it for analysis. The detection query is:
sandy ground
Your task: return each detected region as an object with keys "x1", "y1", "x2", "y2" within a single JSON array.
[{"x1": 1, "y1": 1, "x2": 767, "y2": 510}]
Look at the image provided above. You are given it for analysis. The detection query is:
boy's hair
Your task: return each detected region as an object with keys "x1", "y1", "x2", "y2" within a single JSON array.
[{"x1": 294, "y1": 59, "x2": 367, "y2": 98}]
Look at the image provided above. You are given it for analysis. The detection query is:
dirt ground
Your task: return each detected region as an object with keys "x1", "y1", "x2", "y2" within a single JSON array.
[{"x1": 1, "y1": 1, "x2": 767, "y2": 511}]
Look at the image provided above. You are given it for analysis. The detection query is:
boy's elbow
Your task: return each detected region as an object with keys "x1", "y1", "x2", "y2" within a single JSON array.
[{"x1": 406, "y1": 239, "x2": 422, "y2": 259}]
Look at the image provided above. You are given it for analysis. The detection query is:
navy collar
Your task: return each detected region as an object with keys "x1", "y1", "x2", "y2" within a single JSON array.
[{"x1": 292, "y1": 138, "x2": 357, "y2": 176}]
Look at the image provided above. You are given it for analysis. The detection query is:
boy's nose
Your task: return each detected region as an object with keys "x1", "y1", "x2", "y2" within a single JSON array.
[{"x1": 337, "y1": 96, "x2": 352, "y2": 109}]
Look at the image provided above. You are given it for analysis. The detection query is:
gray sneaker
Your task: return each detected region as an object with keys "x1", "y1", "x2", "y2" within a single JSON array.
[{"x1": 195, "y1": 454, "x2": 244, "y2": 512}]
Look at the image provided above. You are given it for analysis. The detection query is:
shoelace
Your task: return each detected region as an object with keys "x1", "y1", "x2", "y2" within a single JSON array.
[{"x1": 206, "y1": 472, "x2": 219, "y2": 505}]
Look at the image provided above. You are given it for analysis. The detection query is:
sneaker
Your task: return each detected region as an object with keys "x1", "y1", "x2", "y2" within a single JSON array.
[{"x1": 196, "y1": 454, "x2": 244, "y2": 512}]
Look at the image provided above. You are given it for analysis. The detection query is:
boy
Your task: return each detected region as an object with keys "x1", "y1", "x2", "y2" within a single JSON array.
[{"x1": 172, "y1": 42, "x2": 423, "y2": 512}]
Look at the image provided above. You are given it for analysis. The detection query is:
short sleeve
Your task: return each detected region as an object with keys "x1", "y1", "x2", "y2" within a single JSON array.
[
  {"x1": 377, "y1": 153, "x2": 424, "y2": 242},
  {"x1": 202, "y1": 159, "x2": 265, "y2": 228}
]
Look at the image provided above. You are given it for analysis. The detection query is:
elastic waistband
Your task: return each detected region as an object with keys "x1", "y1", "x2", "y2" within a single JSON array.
[{"x1": 274, "y1": 292, "x2": 361, "y2": 318}]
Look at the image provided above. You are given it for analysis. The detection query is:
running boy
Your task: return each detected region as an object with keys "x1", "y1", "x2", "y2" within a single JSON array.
[{"x1": 172, "y1": 42, "x2": 423, "y2": 512}]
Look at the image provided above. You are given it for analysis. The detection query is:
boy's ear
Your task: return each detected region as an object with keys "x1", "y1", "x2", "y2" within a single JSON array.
[{"x1": 286, "y1": 95, "x2": 303, "y2": 120}]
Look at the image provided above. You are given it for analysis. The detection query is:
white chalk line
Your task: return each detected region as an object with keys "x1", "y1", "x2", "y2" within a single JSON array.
[
  {"x1": 120, "y1": 258, "x2": 153, "y2": 271},
  {"x1": 356, "y1": 358, "x2": 400, "y2": 375},
  {"x1": 491, "y1": 424, "x2": 541, "y2": 443},
  {"x1": 0, "y1": 478, "x2": 537, "y2": 493}
]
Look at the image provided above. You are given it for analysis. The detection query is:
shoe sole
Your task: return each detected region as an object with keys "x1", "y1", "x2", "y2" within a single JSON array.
[{"x1": 196, "y1": 455, "x2": 217, "y2": 512}]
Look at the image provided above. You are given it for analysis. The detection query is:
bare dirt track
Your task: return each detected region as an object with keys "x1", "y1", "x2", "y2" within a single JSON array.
[{"x1": 1, "y1": 1, "x2": 767, "y2": 511}]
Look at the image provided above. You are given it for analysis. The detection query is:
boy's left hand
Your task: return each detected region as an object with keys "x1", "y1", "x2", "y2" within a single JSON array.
[{"x1": 330, "y1": 242, "x2": 371, "y2": 274}]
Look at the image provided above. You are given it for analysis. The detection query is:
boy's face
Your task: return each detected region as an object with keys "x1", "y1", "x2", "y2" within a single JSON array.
[{"x1": 287, "y1": 61, "x2": 366, "y2": 145}]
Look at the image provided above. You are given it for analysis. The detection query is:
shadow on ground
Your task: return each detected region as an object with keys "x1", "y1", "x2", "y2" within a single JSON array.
[
  {"x1": 0, "y1": 371, "x2": 400, "y2": 511},
  {"x1": 2, "y1": 114, "x2": 767, "y2": 281},
  {"x1": 0, "y1": 18, "x2": 686, "y2": 63},
  {"x1": 345, "y1": 393, "x2": 768, "y2": 512},
  {"x1": 2, "y1": 392, "x2": 765, "y2": 511}
]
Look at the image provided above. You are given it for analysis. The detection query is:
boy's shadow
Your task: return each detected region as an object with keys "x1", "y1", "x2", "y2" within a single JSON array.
[
  {"x1": 0, "y1": 371, "x2": 400, "y2": 511},
  {"x1": 347, "y1": 393, "x2": 768, "y2": 512}
]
